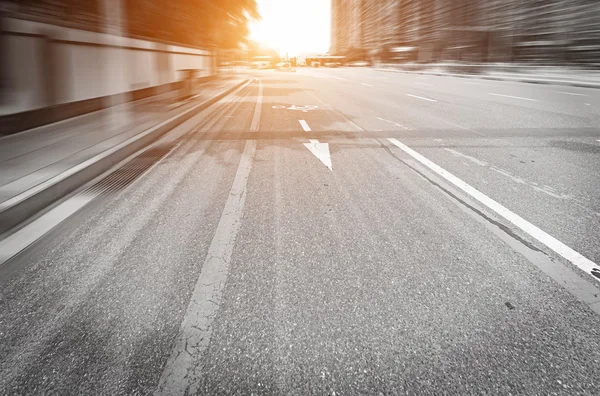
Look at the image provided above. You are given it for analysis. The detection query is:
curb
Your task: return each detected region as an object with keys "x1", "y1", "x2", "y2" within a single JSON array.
[
  {"x1": 375, "y1": 68, "x2": 600, "y2": 89},
  {"x1": 0, "y1": 78, "x2": 251, "y2": 236}
]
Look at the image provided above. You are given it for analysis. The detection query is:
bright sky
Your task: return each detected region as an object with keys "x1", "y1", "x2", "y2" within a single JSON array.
[{"x1": 249, "y1": 0, "x2": 330, "y2": 57}]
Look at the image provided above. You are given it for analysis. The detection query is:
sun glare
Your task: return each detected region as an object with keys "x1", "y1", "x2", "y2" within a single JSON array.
[{"x1": 249, "y1": 0, "x2": 330, "y2": 56}]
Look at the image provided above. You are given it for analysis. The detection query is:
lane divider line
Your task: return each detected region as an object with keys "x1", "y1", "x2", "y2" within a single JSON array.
[
  {"x1": 555, "y1": 91, "x2": 587, "y2": 96},
  {"x1": 387, "y1": 137, "x2": 600, "y2": 283},
  {"x1": 155, "y1": 140, "x2": 257, "y2": 395},
  {"x1": 488, "y1": 93, "x2": 537, "y2": 102},
  {"x1": 299, "y1": 119, "x2": 311, "y2": 132},
  {"x1": 406, "y1": 93, "x2": 437, "y2": 102},
  {"x1": 156, "y1": 84, "x2": 263, "y2": 393},
  {"x1": 361, "y1": 83, "x2": 374, "y2": 87}
]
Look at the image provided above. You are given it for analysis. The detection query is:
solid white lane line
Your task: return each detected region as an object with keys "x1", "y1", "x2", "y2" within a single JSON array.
[
  {"x1": 488, "y1": 93, "x2": 537, "y2": 102},
  {"x1": 299, "y1": 119, "x2": 311, "y2": 132},
  {"x1": 387, "y1": 138, "x2": 600, "y2": 283},
  {"x1": 555, "y1": 91, "x2": 587, "y2": 96},
  {"x1": 361, "y1": 83, "x2": 374, "y2": 87},
  {"x1": 406, "y1": 94, "x2": 437, "y2": 102},
  {"x1": 156, "y1": 140, "x2": 257, "y2": 395},
  {"x1": 250, "y1": 79, "x2": 263, "y2": 131},
  {"x1": 415, "y1": 82, "x2": 433, "y2": 86},
  {"x1": 156, "y1": 81, "x2": 264, "y2": 394}
]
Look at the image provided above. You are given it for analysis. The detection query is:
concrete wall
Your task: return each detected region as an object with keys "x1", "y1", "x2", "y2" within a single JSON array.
[{"x1": 0, "y1": 16, "x2": 215, "y2": 116}]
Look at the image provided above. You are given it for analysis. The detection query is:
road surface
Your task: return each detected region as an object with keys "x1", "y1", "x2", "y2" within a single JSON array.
[{"x1": 1, "y1": 67, "x2": 600, "y2": 395}]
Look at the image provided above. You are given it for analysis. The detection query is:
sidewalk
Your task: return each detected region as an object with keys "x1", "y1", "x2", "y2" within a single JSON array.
[
  {"x1": 0, "y1": 75, "x2": 250, "y2": 235},
  {"x1": 375, "y1": 63, "x2": 600, "y2": 88}
]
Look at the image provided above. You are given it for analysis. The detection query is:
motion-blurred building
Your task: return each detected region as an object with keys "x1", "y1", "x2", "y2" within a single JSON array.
[{"x1": 330, "y1": 0, "x2": 600, "y2": 65}]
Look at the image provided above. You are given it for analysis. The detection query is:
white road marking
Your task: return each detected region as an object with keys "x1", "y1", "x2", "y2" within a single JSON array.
[
  {"x1": 388, "y1": 138, "x2": 600, "y2": 283},
  {"x1": 302, "y1": 89, "x2": 363, "y2": 133},
  {"x1": 304, "y1": 139, "x2": 332, "y2": 171},
  {"x1": 585, "y1": 103, "x2": 592, "y2": 106},
  {"x1": 250, "y1": 79, "x2": 263, "y2": 131},
  {"x1": 406, "y1": 94, "x2": 437, "y2": 102},
  {"x1": 299, "y1": 119, "x2": 311, "y2": 132},
  {"x1": 415, "y1": 82, "x2": 433, "y2": 86},
  {"x1": 156, "y1": 81, "x2": 263, "y2": 394},
  {"x1": 441, "y1": 120, "x2": 485, "y2": 136},
  {"x1": 444, "y1": 148, "x2": 488, "y2": 166},
  {"x1": 463, "y1": 81, "x2": 488, "y2": 86},
  {"x1": 156, "y1": 141, "x2": 256, "y2": 395},
  {"x1": 361, "y1": 83, "x2": 374, "y2": 87},
  {"x1": 376, "y1": 116, "x2": 408, "y2": 130},
  {"x1": 298, "y1": 120, "x2": 332, "y2": 170},
  {"x1": 555, "y1": 91, "x2": 587, "y2": 96},
  {"x1": 488, "y1": 93, "x2": 537, "y2": 102}
]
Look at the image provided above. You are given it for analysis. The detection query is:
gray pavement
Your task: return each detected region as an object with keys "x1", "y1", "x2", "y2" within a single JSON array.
[{"x1": 1, "y1": 67, "x2": 600, "y2": 395}]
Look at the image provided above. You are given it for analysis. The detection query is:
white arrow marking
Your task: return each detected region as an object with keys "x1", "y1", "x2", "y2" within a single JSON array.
[
  {"x1": 299, "y1": 120, "x2": 332, "y2": 170},
  {"x1": 304, "y1": 139, "x2": 332, "y2": 171}
]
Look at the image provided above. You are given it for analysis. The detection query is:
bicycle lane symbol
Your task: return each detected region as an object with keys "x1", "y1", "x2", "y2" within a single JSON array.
[{"x1": 272, "y1": 105, "x2": 318, "y2": 113}]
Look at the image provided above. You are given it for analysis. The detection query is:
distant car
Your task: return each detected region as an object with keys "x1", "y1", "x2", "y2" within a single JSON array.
[
  {"x1": 324, "y1": 62, "x2": 341, "y2": 68},
  {"x1": 311, "y1": 61, "x2": 321, "y2": 68},
  {"x1": 276, "y1": 62, "x2": 296, "y2": 72}
]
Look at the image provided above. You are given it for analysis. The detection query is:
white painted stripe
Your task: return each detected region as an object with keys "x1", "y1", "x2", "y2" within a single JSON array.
[
  {"x1": 441, "y1": 120, "x2": 485, "y2": 136},
  {"x1": 488, "y1": 93, "x2": 537, "y2": 102},
  {"x1": 387, "y1": 138, "x2": 600, "y2": 282},
  {"x1": 376, "y1": 116, "x2": 408, "y2": 130},
  {"x1": 555, "y1": 91, "x2": 587, "y2": 96},
  {"x1": 361, "y1": 83, "x2": 374, "y2": 87},
  {"x1": 444, "y1": 148, "x2": 488, "y2": 166},
  {"x1": 250, "y1": 79, "x2": 263, "y2": 131},
  {"x1": 299, "y1": 119, "x2": 311, "y2": 132},
  {"x1": 155, "y1": 140, "x2": 257, "y2": 395},
  {"x1": 406, "y1": 94, "x2": 437, "y2": 102},
  {"x1": 415, "y1": 82, "x2": 433, "y2": 86},
  {"x1": 463, "y1": 81, "x2": 487, "y2": 86}
]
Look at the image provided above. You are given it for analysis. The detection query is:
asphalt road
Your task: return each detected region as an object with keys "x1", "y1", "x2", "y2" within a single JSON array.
[{"x1": 1, "y1": 67, "x2": 600, "y2": 395}]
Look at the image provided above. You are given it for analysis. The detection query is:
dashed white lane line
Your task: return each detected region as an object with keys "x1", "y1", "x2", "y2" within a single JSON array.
[
  {"x1": 388, "y1": 137, "x2": 600, "y2": 284},
  {"x1": 441, "y1": 119, "x2": 485, "y2": 136},
  {"x1": 444, "y1": 148, "x2": 488, "y2": 166},
  {"x1": 585, "y1": 103, "x2": 592, "y2": 106},
  {"x1": 555, "y1": 91, "x2": 587, "y2": 96},
  {"x1": 406, "y1": 94, "x2": 437, "y2": 102},
  {"x1": 463, "y1": 81, "x2": 488, "y2": 86},
  {"x1": 376, "y1": 116, "x2": 408, "y2": 130},
  {"x1": 299, "y1": 119, "x2": 311, "y2": 132},
  {"x1": 415, "y1": 82, "x2": 433, "y2": 86},
  {"x1": 488, "y1": 93, "x2": 537, "y2": 102},
  {"x1": 361, "y1": 83, "x2": 374, "y2": 87}
]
